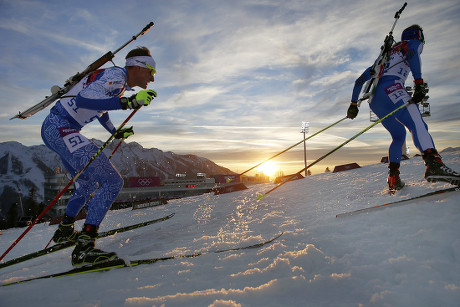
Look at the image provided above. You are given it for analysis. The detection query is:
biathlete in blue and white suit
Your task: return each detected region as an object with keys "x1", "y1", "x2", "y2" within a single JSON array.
[
  {"x1": 347, "y1": 25, "x2": 460, "y2": 192},
  {"x1": 41, "y1": 46, "x2": 157, "y2": 266}
]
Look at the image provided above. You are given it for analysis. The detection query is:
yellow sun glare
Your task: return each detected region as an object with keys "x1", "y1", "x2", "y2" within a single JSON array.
[{"x1": 257, "y1": 161, "x2": 278, "y2": 177}]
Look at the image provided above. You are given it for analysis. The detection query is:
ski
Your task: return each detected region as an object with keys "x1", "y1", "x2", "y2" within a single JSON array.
[
  {"x1": 132, "y1": 232, "x2": 283, "y2": 266},
  {"x1": 0, "y1": 213, "x2": 174, "y2": 270},
  {"x1": 1, "y1": 233, "x2": 283, "y2": 287},
  {"x1": 336, "y1": 186, "x2": 459, "y2": 218},
  {"x1": 1, "y1": 258, "x2": 128, "y2": 286},
  {"x1": 97, "y1": 213, "x2": 174, "y2": 237}
]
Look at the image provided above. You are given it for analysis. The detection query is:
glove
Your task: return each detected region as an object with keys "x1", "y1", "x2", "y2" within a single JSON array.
[
  {"x1": 114, "y1": 126, "x2": 134, "y2": 139},
  {"x1": 120, "y1": 90, "x2": 157, "y2": 110},
  {"x1": 411, "y1": 79, "x2": 428, "y2": 104},
  {"x1": 347, "y1": 102, "x2": 359, "y2": 119}
]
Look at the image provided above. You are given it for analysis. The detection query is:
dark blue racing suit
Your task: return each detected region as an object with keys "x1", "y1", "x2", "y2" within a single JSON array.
[
  {"x1": 352, "y1": 39, "x2": 435, "y2": 164},
  {"x1": 41, "y1": 67, "x2": 131, "y2": 226}
]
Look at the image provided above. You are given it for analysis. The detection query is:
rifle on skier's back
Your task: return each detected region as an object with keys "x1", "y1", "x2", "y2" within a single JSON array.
[
  {"x1": 359, "y1": 2, "x2": 407, "y2": 105},
  {"x1": 10, "y1": 22, "x2": 154, "y2": 120}
]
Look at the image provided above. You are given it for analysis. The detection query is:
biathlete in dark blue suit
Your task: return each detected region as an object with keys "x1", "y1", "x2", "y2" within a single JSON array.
[
  {"x1": 347, "y1": 25, "x2": 460, "y2": 192},
  {"x1": 41, "y1": 47, "x2": 157, "y2": 266}
]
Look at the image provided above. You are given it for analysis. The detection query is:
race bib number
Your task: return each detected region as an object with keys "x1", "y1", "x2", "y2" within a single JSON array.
[
  {"x1": 384, "y1": 83, "x2": 411, "y2": 104},
  {"x1": 58, "y1": 128, "x2": 91, "y2": 153}
]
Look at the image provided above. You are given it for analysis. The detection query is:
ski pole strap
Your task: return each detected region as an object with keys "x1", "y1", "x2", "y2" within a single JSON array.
[
  {"x1": 258, "y1": 102, "x2": 409, "y2": 199},
  {"x1": 240, "y1": 117, "x2": 347, "y2": 177}
]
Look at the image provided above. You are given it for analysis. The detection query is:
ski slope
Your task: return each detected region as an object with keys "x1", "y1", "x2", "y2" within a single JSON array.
[{"x1": 1, "y1": 150, "x2": 459, "y2": 306}]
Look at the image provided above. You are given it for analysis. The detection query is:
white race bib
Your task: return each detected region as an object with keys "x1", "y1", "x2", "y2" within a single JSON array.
[
  {"x1": 58, "y1": 127, "x2": 91, "y2": 153},
  {"x1": 384, "y1": 83, "x2": 411, "y2": 104}
]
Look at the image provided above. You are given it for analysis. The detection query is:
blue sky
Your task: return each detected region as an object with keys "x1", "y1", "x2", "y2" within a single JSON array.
[{"x1": 1, "y1": 0, "x2": 459, "y2": 176}]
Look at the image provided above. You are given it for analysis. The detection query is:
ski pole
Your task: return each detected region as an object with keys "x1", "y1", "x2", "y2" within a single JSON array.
[
  {"x1": 258, "y1": 102, "x2": 410, "y2": 199},
  {"x1": 0, "y1": 109, "x2": 139, "y2": 262},
  {"x1": 239, "y1": 117, "x2": 347, "y2": 176},
  {"x1": 108, "y1": 137, "x2": 126, "y2": 159},
  {"x1": 42, "y1": 136, "x2": 127, "y2": 249}
]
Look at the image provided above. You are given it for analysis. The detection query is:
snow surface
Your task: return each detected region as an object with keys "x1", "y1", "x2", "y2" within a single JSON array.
[{"x1": 1, "y1": 151, "x2": 459, "y2": 306}]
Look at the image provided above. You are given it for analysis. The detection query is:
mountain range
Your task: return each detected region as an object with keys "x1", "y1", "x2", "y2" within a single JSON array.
[{"x1": 0, "y1": 140, "x2": 235, "y2": 215}]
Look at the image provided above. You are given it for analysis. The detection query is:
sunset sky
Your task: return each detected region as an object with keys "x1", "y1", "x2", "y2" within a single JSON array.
[{"x1": 1, "y1": 0, "x2": 459, "y2": 177}]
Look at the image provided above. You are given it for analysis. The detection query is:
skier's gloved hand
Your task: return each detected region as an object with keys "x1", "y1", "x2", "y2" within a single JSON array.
[
  {"x1": 347, "y1": 101, "x2": 359, "y2": 119},
  {"x1": 120, "y1": 90, "x2": 157, "y2": 109},
  {"x1": 114, "y1": 126, "x2": 134, "y2": 139},
  {"x1": 411, "y1": 79, "x2": 428, "y2": 104},
  {"x1": 135, "y1": 90, "x2": 157, "y2": 106}
]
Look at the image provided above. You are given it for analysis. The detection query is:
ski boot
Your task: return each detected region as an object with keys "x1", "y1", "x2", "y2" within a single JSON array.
[
  {"x1": 423, "y1": 148, "x2": 460, "y2": 185},
  {"x1": 53, "y1": 215, "x2": 80, "y2": 243},
  {"x1": 388, "y1": 162, "x2": 405, "y2": 193},
  {"x1": 71, "y1": 224, "x2": 119, "y2": 267}
]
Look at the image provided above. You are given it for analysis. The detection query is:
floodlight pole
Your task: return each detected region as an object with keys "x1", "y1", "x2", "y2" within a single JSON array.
[{"x1": 301, "y1": 121, "x2": 310, "y2": 177}]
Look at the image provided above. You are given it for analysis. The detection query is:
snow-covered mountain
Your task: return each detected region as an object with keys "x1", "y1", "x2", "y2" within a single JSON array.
[{"x1": 0, "y1": 140, "x2": 234, "y2": 211}]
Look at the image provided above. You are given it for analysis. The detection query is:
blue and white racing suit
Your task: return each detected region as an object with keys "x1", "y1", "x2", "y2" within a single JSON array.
[
  {"x1": 41, "y1": 66, "x2": 131, "y2": 226},
  {"x1": 351, "y1": 39, "x2": 435, "y2": 164}
]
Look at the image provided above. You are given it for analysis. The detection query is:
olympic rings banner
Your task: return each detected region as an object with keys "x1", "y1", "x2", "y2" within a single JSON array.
[{"x1": 128, "y1": 176, "x2": 161, "y2": 188}]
